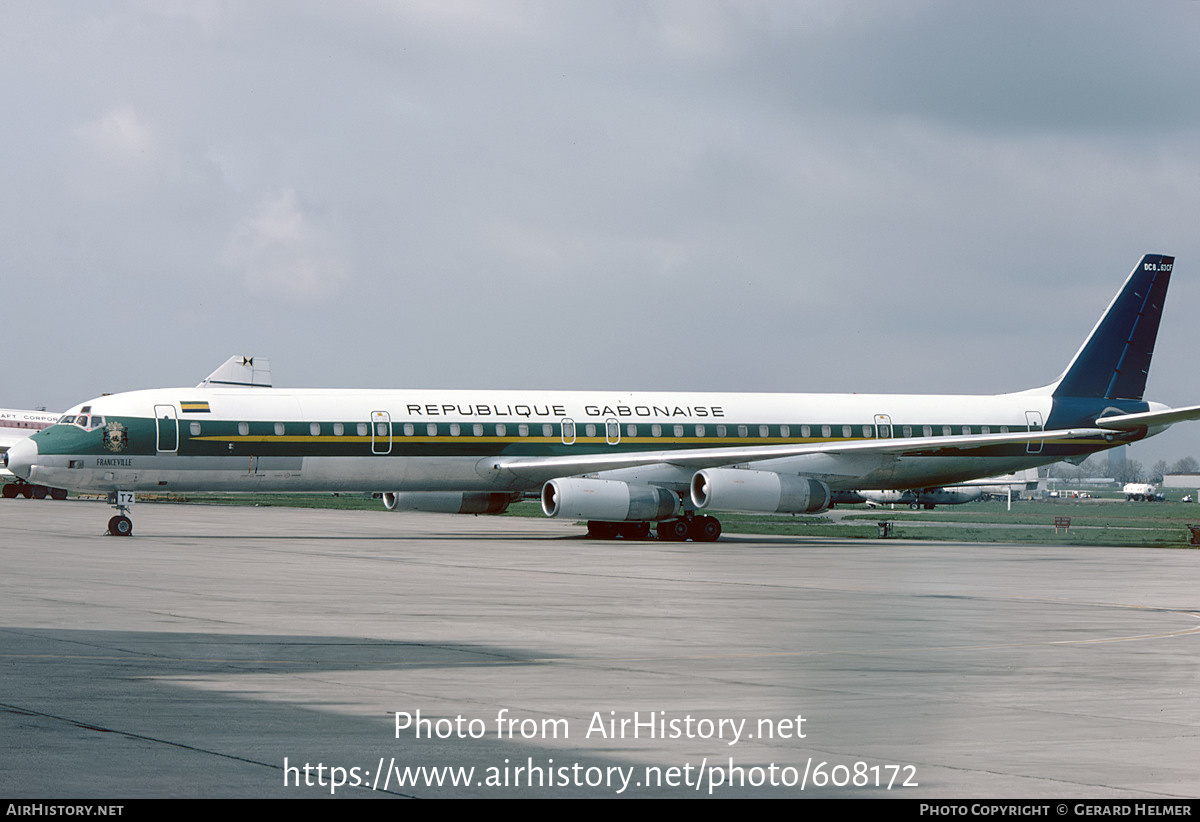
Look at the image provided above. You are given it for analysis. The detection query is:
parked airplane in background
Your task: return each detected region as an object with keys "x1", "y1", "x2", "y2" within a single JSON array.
[
  {"x1": 6, "y1": 255, "x2": 1199, "y2": 538},
  {"x1": 833, "y1": 487, "x2": 983, "y2": 509},
  {"x1": 835, "y1": 468, "x2": 1044, "y2": 509},
  {"x1": 0, "y1": 407, "x2": 65, "y2": 498}
]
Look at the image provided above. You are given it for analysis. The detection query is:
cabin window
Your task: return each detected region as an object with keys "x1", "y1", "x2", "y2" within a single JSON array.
[
  {"x1": 737, "y1": 425, "x2": 748, "y2": 437},
  {"x1": 922, "y1": 425, "x2": 932, "y2": 437},
  {"x1": 901, "y1": 425, "x2": 912, "y2": 437},
  {"x1": 190, "y1": 422, "x2": 201, "y2": 436},
  {"x1": 674, "y1": 424, "x2": 685, "y2": 437},
  {"x1": 607, "y1": 421, "x2": 619, "y2": 440},
  {"x1": 801, "y1": 425, "x2": 810, "y2": 437},
  {"x1": 518, "y1": 424, "x2": 529, "y2": 437},
  {"x1": 842, "y1": 425, "x2": 853, "y2": 438},
  {"x1": 333, "y1": 422, "x2": 344, "y2": 436},
  {"x1": 759, "y1": 425, "x2": 769, "y2": 438},
  {"x1": 310, "y1": 422, "x2": 321, "y2": 436},
  {"x1": 585, "y1": 423, "x2": 596, "y2": 437},
  {"x1": 651, "y1": 424, "x2": 662, "y2": 437},
  {"x1": 274, "y1": 422, "x2": 285, "y2": 436},
  {"x1": 861, "y1": 425, "x2": 871, "y2": 438},
  {"x1": 981, "y1": 426, "x2": 991, "y2": 434},
  {"x1": 496, "y1": 423, "x2": 506, "y2": 437},
  {"x1": 450, "y1": 423, "x2": 461, "y2": 436},
  {"x1": 238, "y1": 422, "x2": 249, "y2": 436},
  {"x1": 403, "y1": 423, "x2": 414, "y2": 436},
  {"x1": 961, "y1": 426, "x2": 971, "y2": 435},
  {"x1": 358, "y1": 423, "x2": 368, "y2": 436},
  {"x1": 1000, "y1": 425, "x2": 1009, "y2": 433},
  {"x1": 716, "y1": 425, "x2": 727, "y2": 437},
  {"x1": 821, "y1": 425, "x2": 832, "y2": 438},
  {"x1": 696, "y1": 424, "x2": 706, "y2": 437},
  {"x1": 780, "y1": 425, "x2": 790, "y2": 437},
  {"x1": 942, "y1": 426, "x2": 952, "y2": 436},
  {"x1": 376, "y1": 423, "x2": 388, "y2": 437},
  {"x1": 542, "y1": 424, "x2": 553, "y2": 437},
  {"x1": 426, "y1": 423, "x2": 437, "y2": 436},
  {"x1": 473, "y1": 423, "x2": 483, "y2": 436},
  {"x1": 627, "y1": 424, "x2": 637, "y2": 437}
]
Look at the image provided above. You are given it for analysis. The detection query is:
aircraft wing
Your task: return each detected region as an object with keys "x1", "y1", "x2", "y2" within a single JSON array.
[
  {"x1": 1094, "y1": 404, "x2": 1200, "y2": 430},
  {"x1": 0, "y1": 431, "x2": 28, "y2": 452},
  {"x1": 489, "y1": 426, "x2": 1112, "y2": 480},
  {"x1": 944, "y1": 469, "x2": 1041, "y2": 489}
]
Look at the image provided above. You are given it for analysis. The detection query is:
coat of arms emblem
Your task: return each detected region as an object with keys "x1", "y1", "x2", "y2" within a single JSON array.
[{"x1": 103, "y1": 421, "x2": 128, "y2": 453}]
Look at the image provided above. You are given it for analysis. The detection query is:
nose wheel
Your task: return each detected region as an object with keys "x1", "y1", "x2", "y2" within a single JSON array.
[
  {"x1": 107, "y1": 515, "x2": 133, "y2": 536},
  {"x1": 106, "y1": 491, "x2": 135, "y2": 536}
]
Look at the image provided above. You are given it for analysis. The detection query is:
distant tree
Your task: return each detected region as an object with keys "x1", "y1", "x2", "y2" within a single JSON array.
[
  {"x1": 1048, "y1": 460, "x2": 1082, "y2": 480},
  {"x1": 1169, "y1": 456, "x2": 1199, "y2": 474},
  {"x1": 1116, "y1": 459, "x2": 1144, "y2": 484},
  {"x1": 1151, "y1": 460, "x2": 1169, "y2": 484},
  {"x1": 1079, "y1": 454, "x2": 1108, "y2": 477}
]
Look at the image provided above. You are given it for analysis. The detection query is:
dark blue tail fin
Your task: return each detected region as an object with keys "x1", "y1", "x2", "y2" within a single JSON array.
[{"x1": 1051, "y1": 254, "x2": 1174, "y2": 400}]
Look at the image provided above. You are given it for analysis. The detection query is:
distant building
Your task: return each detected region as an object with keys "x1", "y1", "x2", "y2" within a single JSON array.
[
  {"x1": 1107, "y1": 446, "x2": 1126, "y2": 480},
  {"x1": 1162, "y1": 473, "x2": 1200, "y2": 490}
]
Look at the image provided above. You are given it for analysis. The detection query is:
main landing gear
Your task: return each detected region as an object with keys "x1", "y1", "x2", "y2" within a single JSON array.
[
  {"x1": 2, "y1": 482, "x2": 68, "y2": 500},
  {"x1": 106, "y1": 491, "x2": 134, "y2": 537},
  {"x1": 586, "y1": 513, "x2": 722, "y2": 542},
  {"x1": 586, "y1": 521, "x2": 651, "y2": 540}
]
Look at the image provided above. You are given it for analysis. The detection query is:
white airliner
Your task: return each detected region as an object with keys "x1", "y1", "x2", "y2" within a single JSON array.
[
  {"x1": 0, "y1": 407, "x2": 64, "y2": 498},
  {"x1": 7, "y1": 255, "x2": 1199, "y2": 538},
  {"x1": 835, "y1": 468, "x2": 1044, "y2": 509},
  {"x1": 833, "y1": 487, "x2": 984, "y2": 509}
]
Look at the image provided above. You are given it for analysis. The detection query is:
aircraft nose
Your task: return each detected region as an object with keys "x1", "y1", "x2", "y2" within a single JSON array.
[{"x1": 4, "y1": 437, "x2": 38, "y2": 481}]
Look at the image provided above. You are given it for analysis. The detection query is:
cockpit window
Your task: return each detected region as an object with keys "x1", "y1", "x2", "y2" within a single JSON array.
[{"x1": 61, "y1": 415, "x2": 106, "y2": 431}]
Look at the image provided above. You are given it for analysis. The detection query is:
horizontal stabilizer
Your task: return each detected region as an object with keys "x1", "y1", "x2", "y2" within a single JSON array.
[
  {"x1": 197, "y1": 356, "x2": 272, "y2": 389},
  {"x1": 1094, "y1": 404, "x2": 1200, "y2": 430}
]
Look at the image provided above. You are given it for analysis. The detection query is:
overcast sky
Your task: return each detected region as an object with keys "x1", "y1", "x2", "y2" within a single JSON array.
[{"x1": 3, "y1": 1, "x2": 1199, "y2": 467}]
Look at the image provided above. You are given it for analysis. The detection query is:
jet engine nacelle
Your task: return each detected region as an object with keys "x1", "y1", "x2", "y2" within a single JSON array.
[
  {"x1": 691, "y1": 469, "x2": 831, "y2": 514},
  {"x1": 541, "y1": 477, "x2": 678, "y2": 522},
  {"x1": 382, "y1": 491, "x2": 514, "y2": 515}
]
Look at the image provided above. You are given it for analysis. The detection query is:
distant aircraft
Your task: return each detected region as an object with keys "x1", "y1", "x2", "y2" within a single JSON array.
[
  {"x1": 835, "y1": 468, "x2": 1043, "y2": 509},
  {"x1": 0, "y1": 407, "x2": 64, "y2": 498},
  {"x1": 7, "y1": 255, "x2": 1200, "y2": 538},
  {"x1": 833, "y1": 488, "x2": 983, "y2": 510}
]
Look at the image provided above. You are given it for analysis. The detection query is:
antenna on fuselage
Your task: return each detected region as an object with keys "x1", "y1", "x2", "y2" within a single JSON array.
[{"x1": 198, "y1": 355, "x2": 273, "y2": 388}]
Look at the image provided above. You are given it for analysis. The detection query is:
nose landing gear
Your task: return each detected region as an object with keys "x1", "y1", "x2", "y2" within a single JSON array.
[{"x1": 106, "y1": 491, "x2": 134, "y2": 536}]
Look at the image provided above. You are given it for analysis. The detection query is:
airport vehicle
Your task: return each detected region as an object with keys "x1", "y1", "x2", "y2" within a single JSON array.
[
  {"x1": 6, "y1": 254, "x2": 1199, "y2": 538},
  {"x1": 1123, "y1": 482, "x2": 1165, "y2": 502},
  {"x1": 0, "y1": 407, "x2": 65, "y2": 499}
]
